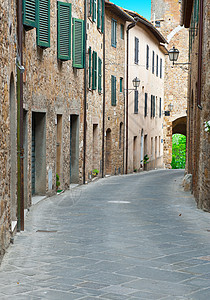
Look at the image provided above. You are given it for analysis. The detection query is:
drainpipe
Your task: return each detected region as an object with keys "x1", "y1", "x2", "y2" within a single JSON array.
[
  {"x1": 197, "y1": 0, "x2": 203, "y2": 109},
  {"x1": 83, "y1": 0, "x2": 87, "y2": 184},
  {"x1": 125, "y1": 19, "x2": 138, "y2": 174},
  {"x1": 17, "y1": 0, "x2": 24, "y2": 231},
  {"x1": 102, "y1": 0, "x2": 105, "y2": 178}
]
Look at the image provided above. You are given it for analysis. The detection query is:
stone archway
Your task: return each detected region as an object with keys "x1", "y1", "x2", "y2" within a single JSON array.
[{"x1": 172, "y1": 116, "x2": 187, "y2": 136}]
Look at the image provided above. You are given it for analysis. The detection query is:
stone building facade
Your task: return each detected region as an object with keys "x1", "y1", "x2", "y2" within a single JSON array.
[
  {"x1": 181, "y1": 0, "x2": 210, "y2": 211},
  {"x1": 104, "y1": 2, "x2": 132, "y2": 175},
  {"x1": 86, "y1": 0, "x2": 104, "y2": 180},
  {"x1": 151, "y1": 0, "x2": 189, "y2": 168},
  {"x1": 0, "y1": 0, "x2": 17, "y2": 261},
  {"x1": 125, "y1": 11, "x2": 167, "y2": 172}
]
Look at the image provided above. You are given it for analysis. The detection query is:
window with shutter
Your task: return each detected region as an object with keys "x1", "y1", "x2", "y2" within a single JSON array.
[
  {"x1": 156, "y1": 55, "x2": 158, "y2": 77},
  {"x1": 57, "y1": 2, "x2": 71, "y2": 61},
  {"x1": 37, "y1": 0, "x2": 50, "y2": 48},
  {"x1": 101, "y1": 0, "x2": 104, "y2": 33},
  {"x1": 134, "y1": 37, "x2": 139, "y2": 64},
  {"x1": 98, "y1": 57, "x2": 102, "y2": 93},
  {"x1": 159, "y1": 98, "x2": 162, "y2": 117},
  {"x1": 146, "y1": 45, "x2": 149, "y2": 70},
  {"x1": 72, "y1": 18, "x2": 84, "y2": 69},
  {"x1": 93, "y1": 0, "x2": 97, "y2": 22},
  {"x1": 111, "y1": 75, "x2": 116, "y2": 106},
  {"x1": 23, "y1": 0, "x2": 37, "y2": 29},
  {"x1": 160, "y1": 58, "x2": 162, "y2": 78},
  {"x1": 120, "y1": 77, "x2": 123, "y2": 93},
  {"x1": 88, "y1": 47, "x2": 92, "y2": 89},
  {"x1": 152, "y1": 51, "x2": 155, "y2": 74},
  {"x1": 92, "y1": 51, "x2": 97, "y2": 90},
  {"x1": 153, "y1": 96, "x2": 156, "y2": 117},
  {"x1": 144, "y1": 93, "x2": 147, "y2": 117},
  {"x1": 111, "y1": 19, "x2": 117, "y2": 47},
  {"x1": 134, "y1": 90, "x2": 138, "y2": 113},
  {"x1": 120, "y1": 24, "x2": 124, "y2": 40},
  {"x1": 88, "y1": 0, "x2": 92, "y2": 17},
  {"x1": 151, "y1": 95, "x2": 153, "y2": 118},
  {"x1": 97, "y1": 0, "x2": 101, "y2": 29}
]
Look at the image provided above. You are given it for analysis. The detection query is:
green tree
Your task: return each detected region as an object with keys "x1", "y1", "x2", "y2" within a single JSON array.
[{"x1": 171, "y1": 134, "x2": 186, "y2": 169}]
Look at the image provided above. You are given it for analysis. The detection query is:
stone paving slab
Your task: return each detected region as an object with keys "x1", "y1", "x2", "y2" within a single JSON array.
[{"x1": 0, "y1": 169, "x2": 210, "y2": 299}]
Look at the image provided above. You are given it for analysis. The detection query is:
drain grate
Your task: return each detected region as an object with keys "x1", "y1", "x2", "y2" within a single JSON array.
[{"x1": 36, "y1": 230, "x2": 57, "y2": 233}]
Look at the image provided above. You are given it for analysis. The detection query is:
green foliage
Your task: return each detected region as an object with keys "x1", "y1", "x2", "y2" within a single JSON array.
[
  {"x1": 92, "y1": 169, "x2": 99, "y2": 176},
  {"x1": 144, "y1": 154, "x2": 149, "y2": 164},
  {"x1": 56, "y1": 173, "x2": 60, "y2": 190},
  {"x1": 171, "y1": 134, "x2": 186, "y2": 169}
]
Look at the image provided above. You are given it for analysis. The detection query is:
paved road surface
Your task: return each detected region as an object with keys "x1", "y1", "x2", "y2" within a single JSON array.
[{"x1": 0, "y1": 169, "x2": 210, "y2": 299}]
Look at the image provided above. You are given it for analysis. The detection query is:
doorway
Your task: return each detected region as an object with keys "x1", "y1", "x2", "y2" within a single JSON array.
[
  {"x1": 56, "y1": 115, "x2": 63, "y2": 188},
  {"x1": 105, "y1": 129, "x2": 112, "y2": 175},
  {"x1": 70, "y1": 115, "x2": 79, "y2": 183},
  {"x1": 93, "y1": 124, "x2": 99, "y2": 169},
  {"x1": 31, "y1": 112, "x2": 46, "y2": 195},
  {"x1": 133, "y1": 136, "x2": 137, "y2": 171}
]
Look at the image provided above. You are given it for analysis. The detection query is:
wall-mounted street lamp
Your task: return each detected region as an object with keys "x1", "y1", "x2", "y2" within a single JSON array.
[
  {"x1": 163, "y1": 103, "x2": 173, "y2": 116},
  {"x1": 132, "y1": 77, "x2": 141, "y2": 89},
  {"x1": 167, "y1": 46, "x2": 191, "y2": 65}
]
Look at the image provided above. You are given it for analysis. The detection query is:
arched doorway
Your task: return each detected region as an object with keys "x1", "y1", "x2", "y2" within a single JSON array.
[
  {"x1": 105, "y1": 129, "x2": 112, "y2": 175},
  {"x1": 171, "y1": 134, "x2": 186, "y2": 169},
  {"x1": 172, "y1": 116, "x2": 187, "y2": 136}
]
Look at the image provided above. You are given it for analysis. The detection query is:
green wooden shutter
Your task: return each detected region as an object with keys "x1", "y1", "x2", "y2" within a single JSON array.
[
  {"x1": 89, "y1": 47, "x2": 91, "y2": 89},
  {"x1": 120, "y1": 77, "x2": 123, "y2": 92},
  {"x1": 23, "y1": 0, "x2": 37, "y2": 29},
  {"x1": 111, "y1": 75, "x2": 116, "y2": 106},
  {"x1": 89, "y1": 0, "x2": 92, "y2": 17},
  {"x1": 92, "y1": 51, "x2": 97, "y2": 90},
  {"x1": 57, "y1": 2, "x2": 71, "y2": 61},
  {"x1": 93, "y1": 0, "x2": 97, "y2": 22},
  {"x1": 37, "y1": 0, "x2": 50, "y2": 48},
  {"x1": 72, "y1": 18, "x2": 84, "y2": 69},
  {"x1": 101, "y1": 0, "x2": 104, "y2": 33},
  {"x1": 97, "y1": 0, "x2": 101, "y2": 29},
  {"x1": 111, "y1": 19, "x2": 117, "y2": 47},
  {"x1": 98, "y1": 57, "x2": 102, "y2": 93},
  {"x1": 151, "y1": 95, "x2": 153, "y2": 118}
]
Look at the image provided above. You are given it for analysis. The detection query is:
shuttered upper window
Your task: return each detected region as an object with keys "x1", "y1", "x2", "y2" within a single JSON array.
[
  {"x1": 92, "y1": 51, "x2": 97, "y2": 90},
  {"x1": 93, "y1": 0, "x2": 97, "y2": 22},
  {"x1": 134, "y1": 90, "x2": 138, "y2": 113},
  {"x1": 37, "y1": 0, "x2": 50, "y2": 48},
  {"x1": 111, "y1": 19, "x2": 117, "y2": 47},
  {"x1": 88, "y1": 47, "x2": 92, "y2": 89},
  {"x1": 23, "y1": 0, "x2": 37, "y2": 29},
  {"x1": 146, "y1": 45, "x2": 149, "y2": 70},
  {"x1": 160, "y1": 58, "x2": 162, "y2": 78},
  {"x1": 134, "y1": 37, "x2": 139, "y2": 64},
  {"x1": 57, "y1": 2, "x2": 71, "y2": 61},
  {"x1": 144, "y1": 93, "x2": 147, "y2": 117},
  {"x1": 111, "y1": 75, "x2": 116, "y2": 106},
  {"x1": 72, "y1": 18, "x2": 84, "y2": 69},
  {"x1": 97, "y1": 0, "x2": 101, "y2": 29},
  {"x1": 98, "y1": 57, "x2": 102, "y2": 93},
  {"x1": 152, "y1": 51, "x2": 155, "y2": 74}
]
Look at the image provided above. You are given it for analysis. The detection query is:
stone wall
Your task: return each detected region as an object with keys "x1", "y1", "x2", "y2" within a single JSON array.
[
  {"x1": 186, "y1": 0, "x2": 210, "y2": 211},
  {"x1": 0, "y1": 0, "x2": 17, "y2": 260},
  {"x1": 152, "y1": 0, "x2": 189, "y2": 168}
]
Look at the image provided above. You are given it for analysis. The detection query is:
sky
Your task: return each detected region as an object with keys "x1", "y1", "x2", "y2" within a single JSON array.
[{"x1": 111, "y1": 0, "x2": 151, "y2": 21}]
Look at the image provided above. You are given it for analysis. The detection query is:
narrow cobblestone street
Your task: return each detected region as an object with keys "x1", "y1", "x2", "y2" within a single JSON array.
[{"x1": 0, "y1": 169, "x2": 210, "y2": 299}]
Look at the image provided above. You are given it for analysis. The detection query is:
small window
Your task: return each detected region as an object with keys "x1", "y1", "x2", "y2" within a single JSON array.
[
  {"x1": 111, "y1": 19, "x2": 117, "y2": 47},
  {"x1": 146, "y1": 45, "x2": 149, "y2": 70},
  {"x1": 134, "y1": 37, "x2": 139, "y2": 64},
  {"x1": 160, "y1": 58, "x2": 162, "y2": 78},
  {"x1": 88, "y1": 47, "x2": 91, "y2": 89},
  {"x1": 120, "y1": 24, "x2": 124, "y2": 40},
  {"x1": 98, "y1": 57, "x2": 102, "y2": 93},
  {"x1": 156, "y1": 55, "x2": 159, "y2": 77},
  {"x1": 159, "y1": 98, "x2": 162, "y2": 118},
  {"x1": 92, "y1": 51, "x2": 97, "y2": 90},
  {"x1": 93, "y1": 0, "x2": 97, "y2": 22},
  {"x1": 155, "y1": 21, "x2": 160, "y2": 27},
  {"x1": 111, "y1": 75, "x2": 116, "y2": 105},
  {"x1": 144, "y1": 93, "x2": 147, "y2": 117},
  {"x1": 119, "y1": 122, "x2": 123, "y2": 149},
  {"x1": 134, "y1": 90, "x2": 138, "y2": 113},
  {"x1": 120, "y1": 77, "x2": 123, "y2": 92},
  {"x1": 152, "y1": 51, "x2": 155, "y2": 74}
]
